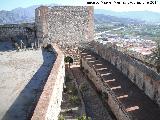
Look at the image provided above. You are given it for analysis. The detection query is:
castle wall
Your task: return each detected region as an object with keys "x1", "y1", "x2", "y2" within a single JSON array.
[
  {"x1": 92, "y1": 41, "x2": 160, "y2": 107},
  {"x1": 81, "y1": 56, "x2": 133, "y2": 120},
  {"x1": 35, "y1": 6, "x2": 94, "y2": 46},
  {"x1": 31, "y1": 44, "x2": 65, "y2": 120},
  {"x1": 35, "y1": 6, "x2": 49, "y2": 44},
  {"x1": 0, "y1": 24, "x2": 35, "y2": 44}
]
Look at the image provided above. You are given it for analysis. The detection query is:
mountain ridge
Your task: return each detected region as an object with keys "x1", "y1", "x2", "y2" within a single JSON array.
[
  {"x1": 94, "y1": 9, "x2": 160, "y2": 23},
  {"x1": 0, "y1": 5, "x2": 160, "y2": 24}
]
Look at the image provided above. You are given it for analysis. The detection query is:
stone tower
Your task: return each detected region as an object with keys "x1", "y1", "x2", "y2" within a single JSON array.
[
  {"x1": 35, "y1": 6, "x2": 94, "y2": 46},
  {"x1": 35, "y1": 6, "x2": 49, "y2": 44}
]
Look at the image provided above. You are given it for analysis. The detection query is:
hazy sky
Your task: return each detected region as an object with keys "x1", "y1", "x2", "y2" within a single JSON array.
[{"x1": 0, "y1": 0, "x2": 160, "y2": 12}]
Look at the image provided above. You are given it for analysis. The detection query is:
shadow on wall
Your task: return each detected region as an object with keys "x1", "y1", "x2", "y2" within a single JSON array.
[
  {"x1": 0, "y1": 41, "x2": 15, "y2": 52},
  {"x1": 0, "y1": 35, "x2": 32, "y2": 52},
  {"x1": 2, "y1": 48, "x2": 56, "y2": 120}
]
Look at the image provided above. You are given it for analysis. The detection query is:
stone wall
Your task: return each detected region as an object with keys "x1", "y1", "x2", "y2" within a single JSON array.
[
  {"x1": 91, "y1": 41, "x2": 160, "y2": 107},
  {"x1": 0, "y1": 23, "x2": 35, "y2": 45},
  {"x1": 81, "y1": 56, "x2": 132, "y2": 120},
  {"x1": 35, "y1": 6, "x2": 94, "y2": 46},
  {"x1": 31, "y1": 44, "x2": 65, "y2": 120}
]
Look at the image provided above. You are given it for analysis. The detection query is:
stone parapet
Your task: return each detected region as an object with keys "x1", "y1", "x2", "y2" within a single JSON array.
[
  {"x1": 81, "y1": 55, "x2": 132, "y2": 120},
  {"x1": 31, "y1": 44, "x2": 65, "y2": 120},
  {"x1": 92, "y1": 41, "x2": 160, "y2": 107},
  {"x1": 81, "y1": 49, "x2": 160, "y2": 120}
]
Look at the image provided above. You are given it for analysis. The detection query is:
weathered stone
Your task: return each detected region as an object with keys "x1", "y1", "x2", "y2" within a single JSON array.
[
  {"x1": 0, "y1": 24, "x2": 35, "y2": 46},
  {"x1": 35, "y1": 6, "x2": 94, "y2": 46},
  {"x1": 91, "y1": 41, "x2": 160, "y2": 107}
]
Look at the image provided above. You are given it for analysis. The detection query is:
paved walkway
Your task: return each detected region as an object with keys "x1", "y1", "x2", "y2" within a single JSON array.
[
  {"x1": 81, "y1": 50, "x2": 160, "y2": 120},
  {"x1": 70, "y1": 65, "x2": 115, "y2": 120},
  {"x1": 0, "y1": 49, "x2": 54, "y2": 120}
]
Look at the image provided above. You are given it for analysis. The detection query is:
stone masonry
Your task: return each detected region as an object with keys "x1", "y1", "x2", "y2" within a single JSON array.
[
  {"x1": 91, "y1": 41, "x2": 160, "y2": 107},
  {"x1": 81, "y1": 49, "x2": 160, "y2": 120},
  {"x1": 35, "y1": 6, "x2": 94, "y2": 46},
  {"x1": 0, "y1": 24, "x2": 35, "y2": 45}
]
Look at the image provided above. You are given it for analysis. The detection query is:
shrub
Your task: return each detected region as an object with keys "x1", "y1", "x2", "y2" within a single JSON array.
[
  {"x1": 78, "y1": 115, "x2": 91, "y2": 120},
  {"x1": 80, "y1": 83, "x2": 88, "y2": 92},
  {"x1": 66, "y1": 83, "x2": 78, "y2": 95},
  {"x1": 58, "y1": 114, "x2": 65, "y2": 120},
  {"x1": 69, "y1": 95, "x2": 80, "y2": 105}
]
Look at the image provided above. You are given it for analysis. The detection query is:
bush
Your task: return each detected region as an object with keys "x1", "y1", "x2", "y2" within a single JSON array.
[
  {"x1": 58, "y1": 114, "x2": 65, "y2": 120},
  {"x1": 66, "y1": 83, "x2": 78, "y2": 95},
  {"x1": 69, "y1": 95, "x2": 80, "y2": 105},
  {"x1": 80, "y1": 83, "x2": 88, "y2": 92},
  {"x1": 78, "y1": 115, "x2": 91, "y2": 120},
  {"x1": 64, "y1": 56, "x2": 73, "y2": 63}
]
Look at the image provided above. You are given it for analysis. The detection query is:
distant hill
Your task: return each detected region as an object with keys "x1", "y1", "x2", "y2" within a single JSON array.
[
  {"x1": 94, "y1": 9, "x2": 160, "y2": 24},
  {"x1": 94, "y1": 14, "x2": 144, "y2": 25},
  {"x1": 0, "y1": 5, "x2": 38, "y2": 24},
  {"x1": 0, "y1": 4, "x2": 57, "y2": 24},
  {"x1": 0, "y1": 5, "x2": 160, "y2": 24}
]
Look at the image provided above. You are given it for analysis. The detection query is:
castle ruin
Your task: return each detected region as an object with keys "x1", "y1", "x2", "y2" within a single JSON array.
[
  {"x1": 35, "y1": 6, "x2": 94, "y2": 46},
  {"x1": 1, "y1": 5, "x2": 160, "y2": 120}
]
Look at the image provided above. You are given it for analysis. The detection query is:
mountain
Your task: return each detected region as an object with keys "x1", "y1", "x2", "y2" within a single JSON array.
[
  {"x1": 94, "y1": 9, "x2": 160, "y2": 24},
  {"x1": 0, "y1": 5, "x2": 160, "y2": 24},
  {"x1": 94, "y1": 14, "x2": 144, "y2": 25},
  {"x1": 0, "y1": 6, "x2": 37, "y2": 24},
  {"x1": 0, "y1": 4, "x2": 58, "y2": 24}
]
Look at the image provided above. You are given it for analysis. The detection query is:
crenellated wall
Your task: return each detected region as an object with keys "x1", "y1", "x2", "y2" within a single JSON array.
[
  {"x1": 81, "y1": 55, "x2": 133, "y2": 120},
  {"x1": 92, "y1": 41, "x2": 160, "y2": 107},
  {"x1": 31, "y1": 44, "x2": 65, "y2": 120}
]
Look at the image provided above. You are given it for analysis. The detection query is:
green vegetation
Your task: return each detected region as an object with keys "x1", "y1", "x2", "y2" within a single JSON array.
[
  {"x1": 64, "y1": 75, "x2": 80, "y2": 106},
  {"x1": 78, "y1": 115, "x2": 91, "y2": 120},
  {"x1": 80, "y1": 83, "x2": 89, "y2": 92},
  {"x1": 69, "y1": 95, "x2": 80, "y2": 105},
  {"x1": 64, "y1": 56, "x2": 73, "y2": 67},
  {"x1": 95, "y1": 23, "x2": 160, "y2": 41},
  {"x1": 58, "y1": 114, "x2": 65, "y2": 120}
]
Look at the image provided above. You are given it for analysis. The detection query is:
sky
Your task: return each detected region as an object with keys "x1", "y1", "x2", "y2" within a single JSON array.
[{"x1": 0, "y1": 0, "x2": 160, "y2": 12}]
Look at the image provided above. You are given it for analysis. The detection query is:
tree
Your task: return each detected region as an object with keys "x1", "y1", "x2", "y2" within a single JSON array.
[{"x1": 64, "y1": 56, "x2": 73, "y2": 68}]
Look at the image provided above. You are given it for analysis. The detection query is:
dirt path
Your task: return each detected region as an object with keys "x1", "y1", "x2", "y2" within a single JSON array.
[{"x1": 70, "y1": 65, "x2": 115, "y2": 120}]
